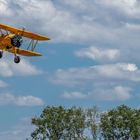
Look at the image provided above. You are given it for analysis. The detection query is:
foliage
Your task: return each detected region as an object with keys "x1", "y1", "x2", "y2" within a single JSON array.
[
  {"x1": 31, "y1": 105, "x2": 140, "y2": 140},
  {"x1": 63, "y1": 107, "x2": 86, "y2": 139},
  {"x1": 100, "y1": 105, "x2": 140, "y2": 140},
  {"x1": 31, "y1": 106, "x2": 86, "y2": 140},
  {"x1": 86, "y1": 107, "x2": 101, "y2": 140}
]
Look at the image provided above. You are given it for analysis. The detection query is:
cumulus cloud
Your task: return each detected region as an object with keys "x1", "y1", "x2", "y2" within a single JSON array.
[
  {"x1": 1, "y1": 0, "x2": 140, "y2": 62},
  {"x1": 11, "y1": 59, "x2": 42, "y2": 76},
  {"x1": 51, "y1": 63, "x2": 140, "y2": 86},
  {"x1": 75, "y1": 46, "x2": 120, "y2": 61},
  {"x1": 97, "y1": 0, "x2": 137, "y2": 15},
  {"x1": 0, "y1": 93, "x2": 44, "y2": 106},
  {"x1": 62, "y1": 86, "x2": 132, "y2": 101},
  {"x1": 3, "y1": 0, "x2": 140, "y2": 64},
  {"x1": 0, "y1": 0, "x2": 12, "y2": 17},
  {"x1": 62, "y1": 91, "x2": 87, "y2": 99},
  {"x1": 51, "y1": 63, "x2": 140, "y2": 101},
  {"x1": 0, "y1": 80, "x2": 8, "y2": 87},
  {"x1": 0, "y1": 55, "x2": 42, "y2": 77},
  {"x1": 0, "y1": 0, "x2": 139, "y2": 104},
  {"x1": 0, "y1": 117, "x2": 34, "y2": 140},
  {"x1": 0, "y1": 0, "x2": 135, "y2": 44},
  {"x1": 91, "y1": 86, "x2": 132, "y2": 101}
]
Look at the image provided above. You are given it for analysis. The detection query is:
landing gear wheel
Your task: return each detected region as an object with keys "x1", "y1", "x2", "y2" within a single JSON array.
[
  {"x1": 0, "y1": 51, "x2": 3, "y2": 58},
  {"x1": 14, "y1": 56, "x2": 20, "y2": 63}
]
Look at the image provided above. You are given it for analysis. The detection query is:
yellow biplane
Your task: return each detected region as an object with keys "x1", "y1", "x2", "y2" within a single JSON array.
[{"x1": 0, "y1": 23, "x2": 50, "y2": 63}]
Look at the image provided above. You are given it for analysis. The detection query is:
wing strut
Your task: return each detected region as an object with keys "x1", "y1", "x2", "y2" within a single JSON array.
[{"x1": 27, "y1": 40, "x2": 38, "y2": 51}]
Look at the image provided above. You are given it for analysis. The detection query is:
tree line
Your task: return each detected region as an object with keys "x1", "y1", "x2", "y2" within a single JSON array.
[{"x1": 30, "y1": 105, "x2": 140, "y2": 140}]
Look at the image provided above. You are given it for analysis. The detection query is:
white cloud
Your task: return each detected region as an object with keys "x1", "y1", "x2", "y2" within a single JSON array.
[
  {"x1": 95, "y1": 63, "x2": 139, "y2": 79},
  {"x1": 11, "y1": 59, "x2": 42, "y2": 76},
  {"x1": 0, "y1": 80, "x2": 8, "y2": 87},
  {"x1": 0, "y1": 117, "x2": 34, "y2": 140},
  {"x1": 0, "y1": 0, "x2": 140, "y2": 102},
  {"x1": 52, "y1": 63, "x2": 139, "y2": 101},
  {"x1": 51, "y1": 63, "x2": 140, "y2": 86},
  {"x1": 75, "y1": 46, "x2": 120, "y2": 61},
  {"x1": 62, "y1": 86, "x2": 131, "y2": 101},
  {"x1": 0, "y1": 0, "x2": 138, "y2": 64},
  {"x1": 0, "y1": 0, "x2": 130, "y2": 44},
  {"x1": 91, "y1": 86, "x2": 132, "y2": 101},
  {"x1": 0, "y1": 93, "x2": 44, "y2": 106},
  {"x1": 62, "y1": 91, "x2": 87, "y2": 99},
  {"x1": 60, "y1": 0, "x2": 89, "y2": 10},
  {"x1": 97, "y1": 0, "x2": 137, "y2": 12},
  {"x1": 0, "y1": 56, "x2": 42, "y2": 77},
  {"x1": 0, "y1": 0, "x2": 12, "y2": 17},
  {"x1": 1, "y1": 0, "x2": 140, "y2": 63},
  {"x1": 120, "y1": 63, "x2": 137, "y2": 71},
  {"x1": 51, "y1": 63, "x2": 139, "y2": 102}
]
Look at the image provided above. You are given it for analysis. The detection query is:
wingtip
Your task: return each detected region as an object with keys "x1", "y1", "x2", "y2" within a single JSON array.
[
  {"x1": 46, "y1": 37, "x2": 51, "y2": 40},
  {"x1": 42, "y1": 36, "x2": 51, "y2": 41}
]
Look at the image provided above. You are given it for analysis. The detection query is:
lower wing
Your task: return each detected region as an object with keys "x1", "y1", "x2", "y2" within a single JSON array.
[{"x1": 8, "y1": 47, "x2": 42, "y2": 57}]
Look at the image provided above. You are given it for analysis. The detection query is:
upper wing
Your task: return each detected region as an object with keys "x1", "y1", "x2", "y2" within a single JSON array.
[
  {"x1": 0, "y1": 23, "x2": 50, "y2": 41},
  {"x1": 8, "y1": 47, "x2": 42, "y2": 57}
]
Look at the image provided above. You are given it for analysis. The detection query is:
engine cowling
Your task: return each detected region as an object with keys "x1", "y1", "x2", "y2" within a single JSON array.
[{"x1": 11, "y1": 35, "x2": 23, "y2": 48}]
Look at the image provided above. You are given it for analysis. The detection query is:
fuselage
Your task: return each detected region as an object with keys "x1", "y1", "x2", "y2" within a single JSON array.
[
  {"x1": 0, "y1": 34, "x2": 22, "y2": 51},
  {"x1": 0, "y1": 34, "x2": 15, "y2": 50}
]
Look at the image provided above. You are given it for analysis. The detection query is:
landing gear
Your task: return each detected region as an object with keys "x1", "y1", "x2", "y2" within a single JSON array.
[
  {"x1": 14, "y1": 56, "x2": 20, "y2": 63},
  {"x1": 0, "y1": 48, "x2": 21, "y2": 63},
  {"x1": 0, "y1": 51, "x2": 3, "y2": 58}
]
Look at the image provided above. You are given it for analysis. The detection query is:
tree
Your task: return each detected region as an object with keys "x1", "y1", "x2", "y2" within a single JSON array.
[
  {"x1": 31, "y1": 105, "x2": 140, "y2": 140},
  {"x1": 31, "y1": 106, "x2": 86, "y2": 140},
  {"x1": 86, "y1": 106, "x2": 100, "y2": 140},
  {"x1": 100, "y1": 105, "x2": 140, "y2": 140},
  {"x1": 31, "y1": 106, "x2": 66, "y2": 140},
  {"x1": 64, "y1": 107, "x2": 86, "y2": 140}
]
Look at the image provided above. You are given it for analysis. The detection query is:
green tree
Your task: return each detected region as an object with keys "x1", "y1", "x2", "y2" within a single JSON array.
[
  {"x1": 31, "y1": 106, "x2": 86, "y2": 140},
  {"x1": 64, "y1": 107, "x2": 86, "y2": 140},
  {"x1": 86, "y1": 106, "x2": 100, "y2": 140},
  {"x1": 100, "y1": 105, "x2": 140, "y2": 140},
  {"x1": 31, "y1": 106, "x2": 66, "y2": 140}
]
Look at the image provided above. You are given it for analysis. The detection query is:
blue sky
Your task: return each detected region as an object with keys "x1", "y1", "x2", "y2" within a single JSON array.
[{"x1": 0, "y1": 0, "x2": 140, "y2": 139}]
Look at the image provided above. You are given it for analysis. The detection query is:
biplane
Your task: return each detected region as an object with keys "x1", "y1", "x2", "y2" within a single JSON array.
[{"x1": 0, "y1": 23, "x2": 50, "y2": 63}]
